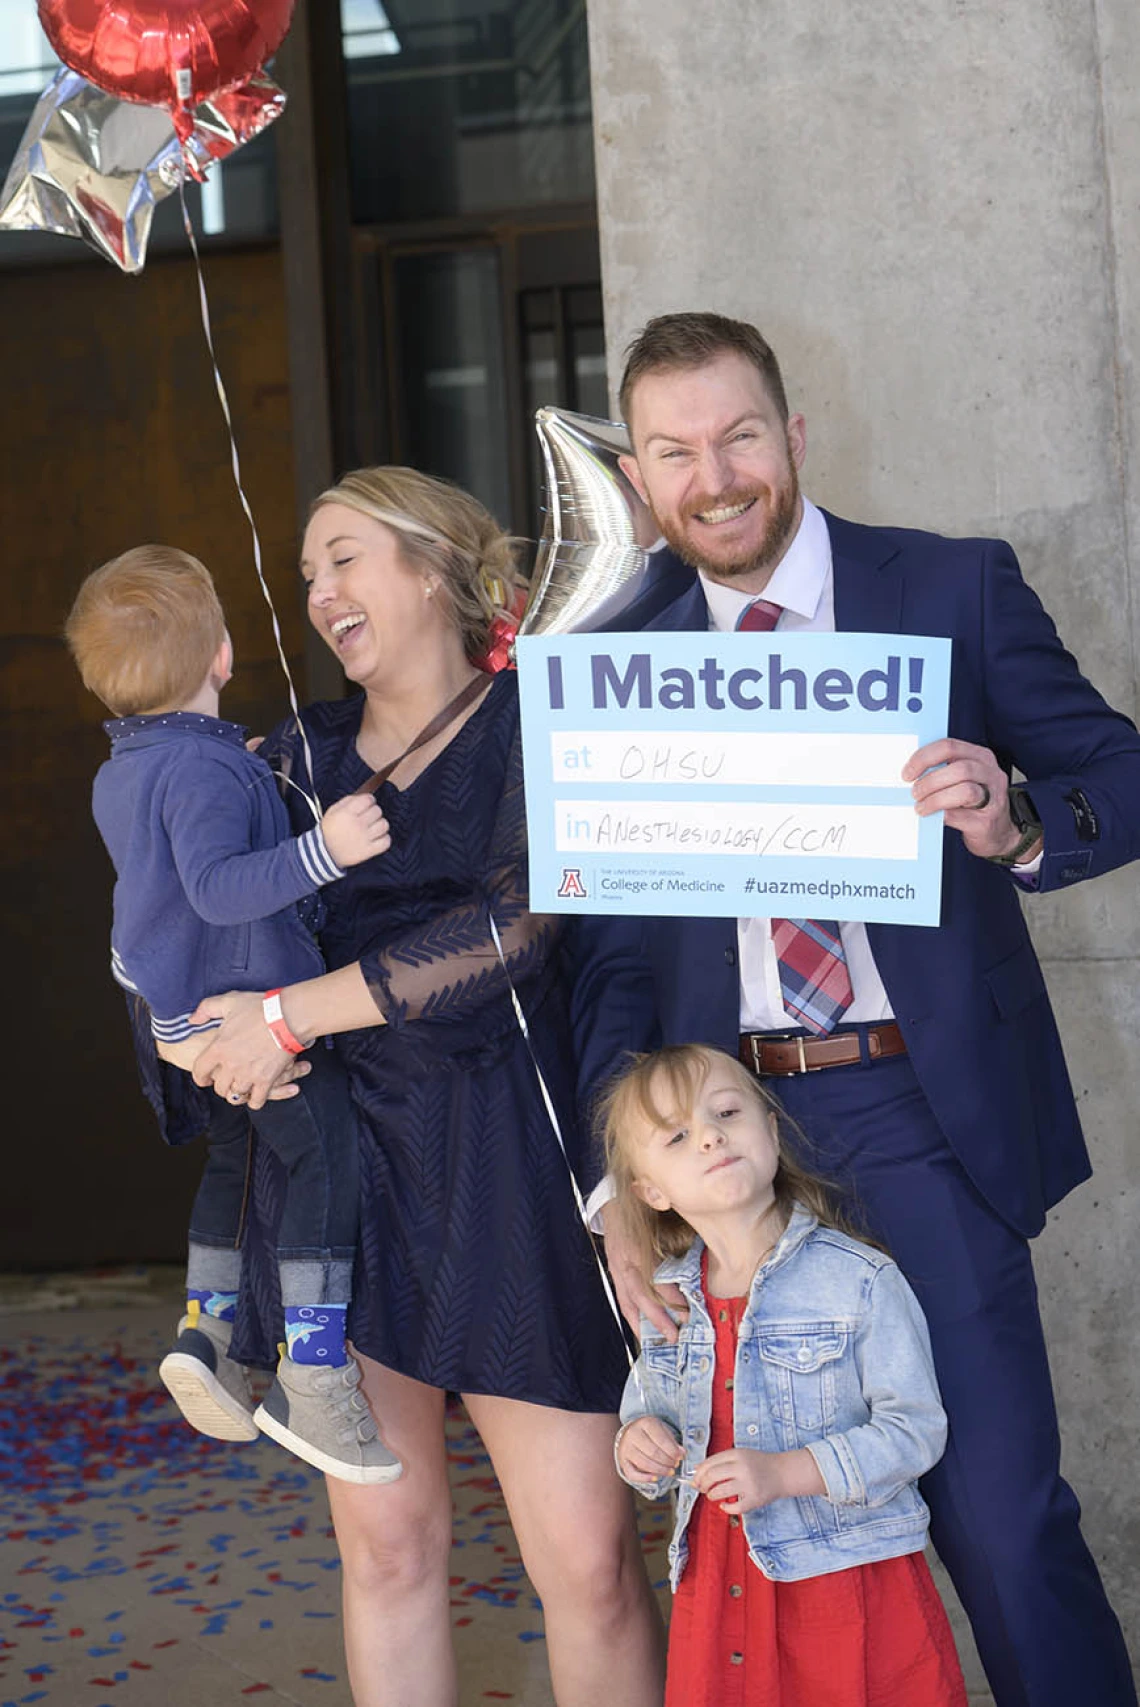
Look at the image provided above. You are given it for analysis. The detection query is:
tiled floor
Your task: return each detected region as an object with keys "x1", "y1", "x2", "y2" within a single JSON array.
[{"x1": 0, "y1": 1270, "x2": 673, "y2": 1706}]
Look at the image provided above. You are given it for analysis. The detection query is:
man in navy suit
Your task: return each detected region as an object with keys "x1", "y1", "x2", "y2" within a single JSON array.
[{"x1": 571, "y1": 313, "x2": 1139, "y2": 1706}]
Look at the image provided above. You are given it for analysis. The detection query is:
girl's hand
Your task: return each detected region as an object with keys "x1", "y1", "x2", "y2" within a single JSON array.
[
  {"x1": 693, "y1": 1446, "x2": 826, "y2": 1514},
  {"x1": 616, "y1": 1416, "x2": 684, "y2": 1485},
  {"x1": 190, "y1": 991, "x2": 306, "y2": 1109}
]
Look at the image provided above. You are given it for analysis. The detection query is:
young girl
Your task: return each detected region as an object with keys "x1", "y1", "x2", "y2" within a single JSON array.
[{"x1": 602, "y1": 1044, "x2": 967, "y2": 1707}]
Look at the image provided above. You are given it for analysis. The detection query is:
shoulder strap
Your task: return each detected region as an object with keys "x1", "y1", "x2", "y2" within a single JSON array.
[{"x1": 356, "y1": 673, "x2": 489, "y2": 796}]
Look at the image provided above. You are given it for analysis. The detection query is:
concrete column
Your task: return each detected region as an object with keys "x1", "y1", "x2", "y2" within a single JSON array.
[{"x1": 587, "y1": 0, "x2": 1140, "y2": 1693}]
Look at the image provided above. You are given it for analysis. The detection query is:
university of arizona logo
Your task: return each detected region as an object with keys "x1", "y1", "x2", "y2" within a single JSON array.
[{"x1": 557, "y1": 867, "x2": 588, "y2": 900}]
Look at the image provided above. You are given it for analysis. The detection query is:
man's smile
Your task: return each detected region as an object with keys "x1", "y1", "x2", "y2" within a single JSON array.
[{"x1": 690, "y1": 498, "x2": 758, "y2": 526}]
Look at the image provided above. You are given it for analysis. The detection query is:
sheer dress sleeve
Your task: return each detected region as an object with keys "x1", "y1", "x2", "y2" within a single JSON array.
[{"x1": 359, "y1": 729, "x2": 559, "y2": 1029}]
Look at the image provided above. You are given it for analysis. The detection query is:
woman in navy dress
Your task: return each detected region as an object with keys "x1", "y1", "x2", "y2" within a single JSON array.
[{"x1": 190, "y1": 467, "x2": 665, "y2": 1707}]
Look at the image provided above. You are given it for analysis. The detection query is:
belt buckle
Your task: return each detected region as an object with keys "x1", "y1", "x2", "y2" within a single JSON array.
[{"x1": 795, "y1": 1036, "x2": 808, "y2": 1074}]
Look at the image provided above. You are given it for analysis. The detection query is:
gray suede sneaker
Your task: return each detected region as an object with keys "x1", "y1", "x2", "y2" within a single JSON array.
[
  {"x1": 158, "y1": 1312, "x2": 259, "y2": 1442},
  {"x1": 254, "y1": 1354, "x2": 403, "y2": 1484}
]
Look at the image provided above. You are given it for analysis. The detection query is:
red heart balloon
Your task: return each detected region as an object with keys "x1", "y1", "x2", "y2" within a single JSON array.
[{"x1": 38, "y1": 0, "x2": 295, "y2": 136}]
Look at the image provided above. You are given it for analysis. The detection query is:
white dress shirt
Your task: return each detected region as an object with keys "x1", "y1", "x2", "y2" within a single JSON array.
[{"x1": 699, "y1": 499, "x2": 895, "y2": 1029}]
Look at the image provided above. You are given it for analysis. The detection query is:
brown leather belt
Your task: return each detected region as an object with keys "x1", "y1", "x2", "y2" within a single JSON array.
[{"x1": 739, "y1": 1021, "x2": 906, "y2": 1077}]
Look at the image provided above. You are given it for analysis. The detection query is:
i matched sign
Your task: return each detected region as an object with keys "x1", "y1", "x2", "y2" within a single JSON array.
[{"x1": 515, "y1": 631, "x2": 952, "y2": 924}]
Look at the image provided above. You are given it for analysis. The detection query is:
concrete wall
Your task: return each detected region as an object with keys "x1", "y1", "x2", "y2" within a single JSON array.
[{"x1": 586, "y1": 0, "x2": 1140, "y2": 1693}]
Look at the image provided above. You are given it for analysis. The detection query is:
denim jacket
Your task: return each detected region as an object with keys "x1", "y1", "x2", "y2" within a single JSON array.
[{"x1": 618, "y1": 1205, "x2": 946, "y2": 1585}]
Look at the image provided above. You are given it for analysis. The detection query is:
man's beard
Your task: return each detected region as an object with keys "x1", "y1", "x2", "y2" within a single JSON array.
[{"x1": 657, "y1": 465, "x2": 801, "y2": 583}]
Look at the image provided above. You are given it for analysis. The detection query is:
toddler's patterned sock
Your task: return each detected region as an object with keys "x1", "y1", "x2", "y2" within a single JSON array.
[
  {"x1": 187, "y1": 1288, "x2": 238, "y2": 1323},
  {"x1": 284, "y1": 1304, "x2": 348, "y2": 1367}
]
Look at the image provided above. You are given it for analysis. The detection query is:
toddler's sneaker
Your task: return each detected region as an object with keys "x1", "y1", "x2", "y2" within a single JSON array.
[
  {"x1": 159, "y1": 1312, "x2": 258, "y2": 1441},
  {"x1": 254, "y1": 1354, "x2": 403, "y2": 1484}
]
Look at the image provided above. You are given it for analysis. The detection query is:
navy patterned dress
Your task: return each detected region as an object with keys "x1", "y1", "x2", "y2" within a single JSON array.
[{"x1": 231, "y1": 671, "x2": 628, "y2": 1413}]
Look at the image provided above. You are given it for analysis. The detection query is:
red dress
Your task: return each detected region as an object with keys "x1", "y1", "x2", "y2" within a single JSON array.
[{"x1": 663, "y1": 1274, "x2": 967, "y2": 1707}]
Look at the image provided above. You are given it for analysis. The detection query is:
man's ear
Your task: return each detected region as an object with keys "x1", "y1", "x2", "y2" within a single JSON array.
[
  {"x1": 786, "y1": 412, "x2": 807, "y2": 471},
  {"x1": 633, "y1": 1176, "x2": 671, "y2": 1212},
  {"x1": 619, "y1": 451, "x2": 650, "y2": 508}
]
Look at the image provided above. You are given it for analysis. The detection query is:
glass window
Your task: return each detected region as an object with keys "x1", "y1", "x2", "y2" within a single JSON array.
[
  {"x1": 521, "y1": 280, "x2": 607, "y2": 511},
  {"x1": 392, "y1": 247, "x2": 514, "y2": 524},
  {"x1": 343, "y1": 0, "x2": 402, "y2": 59},
  {"x1": 0, "y1": 9, "x2": 58, "y2": 97},
  {"x1": 341, "y1": 0, "x2": 595, "y2": 225}
]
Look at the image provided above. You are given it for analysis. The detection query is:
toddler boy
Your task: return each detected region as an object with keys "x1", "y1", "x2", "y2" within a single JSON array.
[{"x1": 66, "y1": 545, "x2": 400, "y2": 1486}]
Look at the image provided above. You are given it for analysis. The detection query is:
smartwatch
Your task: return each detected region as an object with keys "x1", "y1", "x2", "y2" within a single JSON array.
[{"x1": 987, "y1": 784, "x2": 1042, "y2": 866}]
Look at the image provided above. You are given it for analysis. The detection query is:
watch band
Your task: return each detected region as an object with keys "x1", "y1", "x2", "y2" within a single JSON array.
[
  {"x1": 263, "y1": 988, "x2": 306, "y2": 1054},
  {"x1": 987, "y1": 786, "x2": 1042, "y2": 866},
  {"x1": 987, "y1": 825, "x2": 1043, "y2": 866}
]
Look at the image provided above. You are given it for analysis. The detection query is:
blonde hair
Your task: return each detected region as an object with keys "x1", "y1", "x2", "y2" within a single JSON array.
[
  {"x1": 309, "y1": 467, "x2": 526, "y2": 660},
  {"x1": 64, "y1": 546, "x2": 226, "y2": 716},
  {"x1": 599, "y1": 1044, "x2": 873, "y2": 1277}
]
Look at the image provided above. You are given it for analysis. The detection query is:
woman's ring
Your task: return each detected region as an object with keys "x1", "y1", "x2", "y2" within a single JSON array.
[
  {"x1": 229, "y1": 1091, "x2": 247, "y2": 1104},
  {"x1": 973, "y1": 783, "x2": 991, "y2": 810}
]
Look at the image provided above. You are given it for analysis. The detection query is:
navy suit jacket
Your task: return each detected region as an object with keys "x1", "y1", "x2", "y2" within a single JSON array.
[{"x1": 569, "y1": 511, "x2": 1140, "y2": 1235}]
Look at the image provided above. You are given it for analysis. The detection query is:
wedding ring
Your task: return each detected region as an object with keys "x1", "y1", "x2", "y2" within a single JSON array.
[{"x1": 972, "y1": 784, "x2": 991, "y2": 810}]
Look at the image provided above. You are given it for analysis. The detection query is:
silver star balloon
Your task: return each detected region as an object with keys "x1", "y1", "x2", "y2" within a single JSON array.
[
  {"x1": 519, "y1": 406, "x2": 693, "y2": 638},
  {"x1": 0, "y1": 66, "x2": 286, "y2": 274}
]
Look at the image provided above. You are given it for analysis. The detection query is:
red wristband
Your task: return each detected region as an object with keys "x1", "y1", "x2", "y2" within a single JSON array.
[{"x1": 263, "y1": 989, "x2": 306, "y2": 1055}]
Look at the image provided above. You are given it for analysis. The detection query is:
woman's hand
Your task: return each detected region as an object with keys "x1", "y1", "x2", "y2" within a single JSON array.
[
  {"x1": 190, "y1": 991, "x2": 307, "y2": 1109},
  {"x1": 616, "y1": 1415, "x2": 683, "y2": 1485}
]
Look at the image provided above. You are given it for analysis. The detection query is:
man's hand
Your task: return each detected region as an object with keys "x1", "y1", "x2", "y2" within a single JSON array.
[
  {"x1": 692, "y1": 1446, "x2": 826, "y2": 1515},
  {"x1": 600, "y1": 1200, "x2": 688, "y2": 1341},
  {"x1": 616, "y1": 1415, "x2": 684, "y2": 1485},
  {"x1": 321, "y1": 795, "x2": 392, "y2": 869},
  {"x1": 903, "y1": 739, "x2": 1041, "y2": 862}
]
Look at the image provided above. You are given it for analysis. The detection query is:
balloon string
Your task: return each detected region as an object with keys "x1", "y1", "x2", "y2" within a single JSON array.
[
  {"x1": 177, "y1": 177, "x2": 321, "y2": 826},
  {"x1": 487, "y1": 910, "x2": 646, "y2": 1410}
]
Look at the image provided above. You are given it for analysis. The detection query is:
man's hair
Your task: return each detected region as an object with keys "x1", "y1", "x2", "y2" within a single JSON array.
[
  {"x1": 619, "y1": 311, "x2": 790, "y2": 427},
  {"x1": 65, "y1": 545, "x2": 226, "y2": 716}
]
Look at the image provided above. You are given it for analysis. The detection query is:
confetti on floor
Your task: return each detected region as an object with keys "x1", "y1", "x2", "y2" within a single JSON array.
[{"x1": 0, "y1": 1295, "x2": 672, "y2": 1704}]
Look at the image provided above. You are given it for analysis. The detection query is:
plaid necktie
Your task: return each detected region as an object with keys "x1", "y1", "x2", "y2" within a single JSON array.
[{"x1": 736, "y1": 596, "x2": 854, "y2": 1035}]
